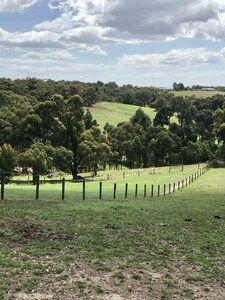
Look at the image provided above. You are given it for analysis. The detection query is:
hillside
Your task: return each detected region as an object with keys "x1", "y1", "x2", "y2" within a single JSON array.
[
  {"x1": 88, "y1": 102, "x2": 157, "y2": 128},
  {"x1": 171, "y1": 90, "x2": 225, "y2": 98}
]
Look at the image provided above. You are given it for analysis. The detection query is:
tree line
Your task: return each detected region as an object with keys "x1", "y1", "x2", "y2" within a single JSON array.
[{"x1": 0, "y1": 77, "x2": 225, "y2": 181}]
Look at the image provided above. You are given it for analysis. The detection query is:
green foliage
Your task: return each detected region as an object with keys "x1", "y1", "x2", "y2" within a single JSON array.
[
  {"x1": 1, "y1": 77, "x2": 225, "y2": 174},
  {"x1": 0, "y1": 144, "x2": 17, "y2": 173},
  {"x1": 17, "y1": 141, "x2": 51, "y2": 177}
]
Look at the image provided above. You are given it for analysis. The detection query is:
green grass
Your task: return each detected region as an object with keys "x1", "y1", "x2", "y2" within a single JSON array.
[
  {"x1": 7, "y1": 164, "x2": 203, "y2": 201},
  {"x1": 0, "y1": 167, "x2": 225, "y2": 299},
  {"x1": 87, "y1": 101, "x2": 157, "y2": 128},
  {"x1": 171, "y1": 90, "x2": 225, "y2": 98}
]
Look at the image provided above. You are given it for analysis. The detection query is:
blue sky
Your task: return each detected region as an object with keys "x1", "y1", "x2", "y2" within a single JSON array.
[{"x1": 0, "y1": 0, "x2": 225, "y2": 87}]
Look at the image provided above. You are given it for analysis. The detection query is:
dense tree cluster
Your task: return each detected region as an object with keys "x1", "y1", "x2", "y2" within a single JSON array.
[{"x1": 0, "y1": 77, "x2": 225, "y2": 180}]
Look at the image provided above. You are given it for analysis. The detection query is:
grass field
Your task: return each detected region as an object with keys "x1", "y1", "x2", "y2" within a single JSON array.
[
  {"x1": 171, "y1": 90, "x2": 225, "y2": 98},
  {"x1": 1, "y1": 167, "x2": 225, "y2": 299},
  {"x1": 7, "y1": 165, "x2": 202, "y2": 201},
  {"x1": 88, "y1": 102, "x2": 157, "y2": 128}
]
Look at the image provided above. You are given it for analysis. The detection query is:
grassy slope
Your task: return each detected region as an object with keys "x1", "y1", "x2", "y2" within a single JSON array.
[
  {"x1": 87, "y1": 102, "x2": 157, "y2": 128},
  {"x1": 1, "y1": 167, "x2": 225, "y2": 299}
]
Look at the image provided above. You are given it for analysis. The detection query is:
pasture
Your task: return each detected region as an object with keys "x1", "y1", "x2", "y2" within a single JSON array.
[
  {"x1": 5, "y1": 165, "x2": 202, "y2": 201},
  {"x1": 0, "y1": 167, "x2": 225, "y2": 299},
  {"x1": 172, "y1": 90, "x2": 225, "y2": 98},
  {"x1": 87, "y1": 102, "x2": 157, "y2": 128}
]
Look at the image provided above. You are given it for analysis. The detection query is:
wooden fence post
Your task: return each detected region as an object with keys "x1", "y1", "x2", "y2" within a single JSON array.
[
  {"x1": 1, "y1": 171, "x2": 5, "y2": 200},
  {"x1": 158, "y1": 185, "x2": 160, "y2": 196},
  {"x1": 135, "y1": 184, "x2": 138, "y2": 198},
  {"x1": 144, "y1": 184, "x2": 146, "y2": 198},
  {"x1": 62, "y1": 178, "x2": 65, "y2": 200},
  {"x1": 125, "y1": 183, "x2": 128, "y2": 199},
  {"x1": 151, "y1": 184, "x2": 154, "y2": 197},
  {"x1": 164, "y1": 184, "x2": 166, "y2": 195},
  {"x1": 83, "y1": 178, "x2": 86, "y2": 200},
  {"x1": 99, "y1": 181, "x2": 102, "y2": 200},
  {"x1": 169, "y1": 183, "x2": 171, "y2": 194},
  {"x1": 173, "y1": 182, "x2": 176, "y2": 192},
  {"x1": 36, "y1": 175, "x2": 40, "y2": 200},
  {"x1": 113, "y1": 183, "x2": 117, "y2": 199}
]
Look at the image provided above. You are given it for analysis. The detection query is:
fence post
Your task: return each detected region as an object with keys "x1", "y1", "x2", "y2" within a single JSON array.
[
  {"x1": 164, "y1": 184, "x2": 166, "y2": 195},
  {"x1": 182, "y1": 165, "x2": 184, "y2": 171},
  {"x1": 173, "y1": 182, "x2": 176, "y2": 192},
  {"x1": 144, "y1": 184, "x2": 146, "y2": 198},
  {"x1": 83, "y1": 178, "x2": 86, "y2": 200},
  {"x1": 169, "y1": 183, "x2": 171, "y2": 194},
  {"x1": 125, "y1": 183, "x2": 128, "y2": 199},
  {"x1": 135, "y1": 184, "x2": 138, "y2": 198},
  {"x1": 36, "y1": 175, "x2": 40, "y2": 200},
  {"x1": 62, "y1": 178, "x2": 65, "y2": 200},
  {"x1": 1, "y1": 171, "x2": 5, "y2": 200},
  {"x1": 151, "y1": 184, "x2": 154, "y2": 197},
  {"x1": 99, "y1": 181, "x2": 102, "y2": 200},
  {"x1": 158, "y1": 185, "x2": 160, "y2": 196},
  {"x1": 178, "y1": 181, "x2": 180, "y2": 190},
  {"x1": 113, "y1": 183, "x2": 117, "y2": 199}
]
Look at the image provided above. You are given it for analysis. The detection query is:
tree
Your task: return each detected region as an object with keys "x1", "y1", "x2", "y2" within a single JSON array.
[
  {"x1": 17, "y1": 142, "x2": 48, "y2": 183},
  {"x1": 84, "y1": 109, "x2": 98, "y2": 129},
  {"x1": 0, "y1": 144, "x2": 17, "y2": 175},
  {"x1": 130, "y1": 108, "x2": 151, "y2": 130},
  {"x1": 173, "y1": 82, "x2": 185, "y2": 91},
  {"x1": 77, "y1": 126, "x2": 111, "y2": 174},
  {"x1": 148, "y1": 131, "x2": 176, "y2": 166}
]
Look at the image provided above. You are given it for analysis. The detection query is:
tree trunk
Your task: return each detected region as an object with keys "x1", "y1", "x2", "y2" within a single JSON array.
[{"x1": 71, "y1": 161, "x2": 78, "y2": 180}]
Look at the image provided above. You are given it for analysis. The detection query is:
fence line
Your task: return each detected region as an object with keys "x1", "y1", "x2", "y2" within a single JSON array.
[
  {"x1": 4, "y1": 164, "x2": 197, "y2": 185},
  {"x1": 0, "y1": 167, "x2": 208, "y2": 201}
]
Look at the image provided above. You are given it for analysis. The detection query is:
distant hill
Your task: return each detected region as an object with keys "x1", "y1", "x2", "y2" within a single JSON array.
[
  {"x1": 171, "y1": 90, "x2": 225, "y2": 98},
  {"x1": 87, "y1": 102, "x2": 157, "y2": 129}
]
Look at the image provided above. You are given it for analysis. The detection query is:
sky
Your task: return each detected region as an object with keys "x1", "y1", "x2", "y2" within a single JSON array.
[{"x1": 1, "y1": 0, "x2": 225, "y2": 87}]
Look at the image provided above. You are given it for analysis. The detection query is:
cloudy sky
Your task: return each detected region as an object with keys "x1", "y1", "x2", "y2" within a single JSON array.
[{"x1": 1, "y1": 0, "x2": 225, "y2": 87}]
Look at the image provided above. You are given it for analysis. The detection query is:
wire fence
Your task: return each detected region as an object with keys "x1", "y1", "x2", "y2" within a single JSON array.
[{"x1": 0, "y1": 166, "x2": 207, "y2": 201}]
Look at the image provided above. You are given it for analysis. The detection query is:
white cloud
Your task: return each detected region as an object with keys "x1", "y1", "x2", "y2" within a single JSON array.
[
  {"x1": 1, "y1": 0, "x2": 225, "y2": 56},
  {"x1": 119, "y1": 48, "x2": 225, "y2": 68},
  {"x1": 33, "y1": 0, "x2": 225, "y2": 43},
  {"x1": 0, "y1": 27, "x2": 62, "y2": 49},
  {"x1": 0, "y1": 0, "x2": 38, "y2": 12},
  {"x1": 23, "y1": 49, "x2": 75, "y2": 61}
]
